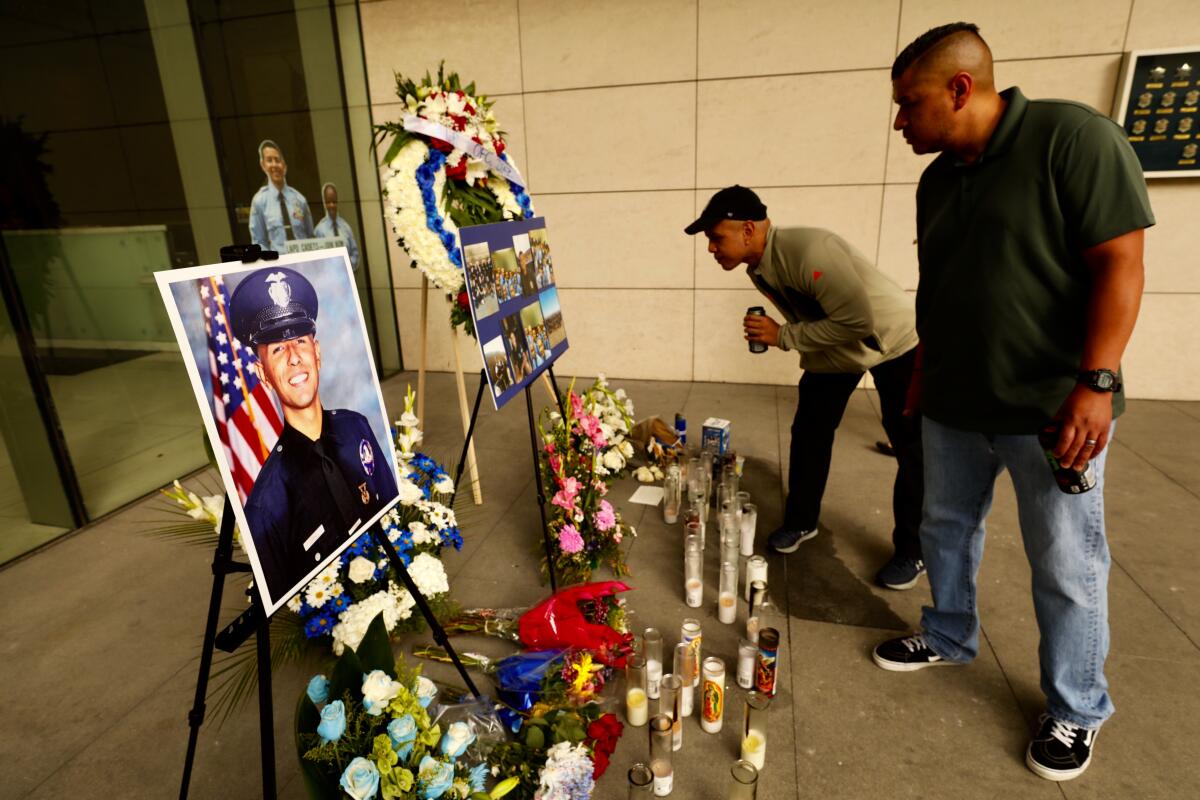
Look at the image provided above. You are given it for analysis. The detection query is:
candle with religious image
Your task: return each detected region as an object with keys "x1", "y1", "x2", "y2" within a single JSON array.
[
  {"x1": 680, "y1": 618, "x2": 702, "y2": 687},
  {"x1": 700, "y1": 657, "x2": 726, "y2": 734}
]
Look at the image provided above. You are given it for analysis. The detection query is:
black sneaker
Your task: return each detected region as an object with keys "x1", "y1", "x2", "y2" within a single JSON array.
[
  {"x1": 875, "y1": 556, "x2": 926, "y2": 590},
  {"x1": 1026, "y1": 715, "x2": 1098, "y2": 781},
  {"x1": 767, "y1": 526, "x2": 818, "y2": 554},
  {"x1": 872, "y1": 633, "x2": 956, "y2": 671}
]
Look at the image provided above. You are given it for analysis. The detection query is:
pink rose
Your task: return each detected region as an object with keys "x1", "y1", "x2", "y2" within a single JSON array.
[{"x1": 558, "y1": 524, "x2": 584, "y2": 554}]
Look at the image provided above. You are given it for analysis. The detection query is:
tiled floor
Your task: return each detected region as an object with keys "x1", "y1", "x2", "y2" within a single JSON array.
[{"x1": 1, "y1": 370, "x2": 1197, "y2": 798}]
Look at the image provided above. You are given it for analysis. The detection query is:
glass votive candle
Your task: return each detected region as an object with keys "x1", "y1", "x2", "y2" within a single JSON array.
[
  {"x1": 739, "y1": 502, "x2": 758, "y2": 556},
  {"x1": 649, "y1": 714, "x2": 674, "y2": 796},
  {"x1": 735, "y1": 490, "x2": 751, "y2": 524},
  {"x1": 681, "y1": 618, "x2": 702, "y2": 687},
  {"x1": 685, "y1": 535, "x2": 703, "y2": 608},
  {"x1": 718, "y1": 561, "x2": 738, "y2": 624},
  {"x1": 727, "y1": 761, "x2": 759, "y2": 800},
  {"x1": 700, "y1": 657, "x2": 726, "y2": 734},
  {"x1": 673, "y1": 642, "x2": 694, "y2": 717},
  {"x1": 737, "y1": 638, "x2": 758, "y2": 688},
  {"x1": 628, "y1": 762, "x2": 654, "y2": 796},
  {"x1": 740, "y1": 692, "x2": 771, "y2": 770},
  {"x1": 626, "y1": 654, "x2": 648, "y2": 726},
  {"x1": 660, "y1": 673, "x2": 683, "y2": 751},
  {"x1": 743, "y1": 555, "x2": 767, "y2": 602},
  {"x1": 644, "y1": 627, "x2": 663, "y2": 699}
]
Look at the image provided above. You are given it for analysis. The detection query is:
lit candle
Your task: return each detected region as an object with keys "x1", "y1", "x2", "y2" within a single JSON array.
[
  {"x1": 740, "y1": 692, "x2": 771, "y2": 770},
  {"x1": 626, "y1": 654, "x2": 648, "y2": 727}
]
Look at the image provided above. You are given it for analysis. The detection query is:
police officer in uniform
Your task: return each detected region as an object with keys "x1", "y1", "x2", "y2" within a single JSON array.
[
  {"x1": 229, "y1": 266, "x2": 397, "y2": 599},
  {"x1": 249, "y1": 139, "x2": 315, "y2": 251},
  {"x1": 314, "y1": 181, "x2": 360, "y2": 271}
]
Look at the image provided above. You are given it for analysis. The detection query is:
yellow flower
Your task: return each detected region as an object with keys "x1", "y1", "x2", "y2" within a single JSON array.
[{"x1": 569, "y1": 652, "x2": 603, "y2": 697}]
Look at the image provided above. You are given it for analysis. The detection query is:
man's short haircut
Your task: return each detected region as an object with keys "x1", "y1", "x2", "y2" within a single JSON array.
[
  {"x1": 258, "y1": 138, "x2": 283, "y2": 161},
  {"x1": 321, "y1": 181, "x2": 337, "y2": 198},
  {"x1": 891, "y1": 22, "x2": 982, "y2": 80}
]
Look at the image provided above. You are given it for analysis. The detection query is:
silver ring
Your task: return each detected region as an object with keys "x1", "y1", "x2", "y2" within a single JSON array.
[{"x1": 1085, "y1": 439, "x2": 1098, "y2": 445}]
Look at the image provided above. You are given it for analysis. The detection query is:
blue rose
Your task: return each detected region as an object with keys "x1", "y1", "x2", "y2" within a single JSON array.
[
  {"x1": 306, "y1": 675, "x2": 329, "y2": 705},
  {"x1": 387, "y1": 714, "x2": 418, "y2": 760},
  {"x1": 417, "y1": 755, "x2": 454, "y2": 800},
  {"x1": 439, "y1": 721, "x2": 475, "y2": 759},
  {"x1": 414, "y1": 676, "x2": 437, "y2": 709},
  {"x1": 340, "y1": 757, "x2": 380, "y2": 800},
  {"x1": 317, "y1": 700, "x2": 346, "y2": 744}
]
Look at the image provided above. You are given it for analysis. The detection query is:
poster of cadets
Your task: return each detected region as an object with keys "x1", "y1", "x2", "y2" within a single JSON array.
[{"x1": 461, "y1": 217, "x2": 568, "y2": 409}]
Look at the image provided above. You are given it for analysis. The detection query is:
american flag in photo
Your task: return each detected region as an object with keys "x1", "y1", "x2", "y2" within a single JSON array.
[{"x1": 200, "y1": 276, "x2": 283, "y2": 503}]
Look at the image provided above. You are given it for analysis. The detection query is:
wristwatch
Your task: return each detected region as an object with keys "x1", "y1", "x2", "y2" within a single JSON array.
[{"x1": 1077, "y1": 368, "x2": 1121, "y2": 392}]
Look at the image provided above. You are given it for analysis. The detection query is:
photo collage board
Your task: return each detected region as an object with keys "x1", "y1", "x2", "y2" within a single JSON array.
[{"x1": 460, "y1": 217, "x2": 568, "y2": 409}]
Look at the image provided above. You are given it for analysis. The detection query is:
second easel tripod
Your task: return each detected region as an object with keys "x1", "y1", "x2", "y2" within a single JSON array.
[{"x1": 451, "y1": 365, "x2": 566, "y2": 592}]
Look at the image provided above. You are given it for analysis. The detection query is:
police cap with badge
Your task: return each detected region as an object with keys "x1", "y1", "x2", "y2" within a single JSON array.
[{"x1": 229, "y1": 267, "x2": 318, "y2": 348}]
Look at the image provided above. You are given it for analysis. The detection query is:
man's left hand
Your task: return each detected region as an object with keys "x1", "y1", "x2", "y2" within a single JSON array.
[
  {"x1": 744, "y1": 314, "x2": 781, "y2": 347},
  {"x1": 1052, "y1": 385, "x2": 1114, "y2": 470}
]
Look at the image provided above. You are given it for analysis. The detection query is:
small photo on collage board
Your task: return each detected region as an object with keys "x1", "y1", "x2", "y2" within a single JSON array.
[{"x1": 460, "y1": 217, "x2": 569, "y2": 408}]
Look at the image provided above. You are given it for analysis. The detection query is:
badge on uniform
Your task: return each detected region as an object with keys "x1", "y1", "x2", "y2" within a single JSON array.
[
  {"x1": 358, "y1": 482, "x2": 370, "y2": 504},
  {"x1": 359, "y1": 439, "x2": 375, "y2": 476}
]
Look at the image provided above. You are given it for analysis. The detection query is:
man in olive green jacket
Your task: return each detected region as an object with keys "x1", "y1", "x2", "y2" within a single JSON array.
[{"x1": 686, "y1": 185, "x2": 924, "y2": 588}]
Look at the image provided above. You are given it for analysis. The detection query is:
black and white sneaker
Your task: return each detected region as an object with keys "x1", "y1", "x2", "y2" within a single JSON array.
[
  {"x1": 767, "y1": 526, "x2": 818, "y2": 554},
  {"x1": 1026, "y1": 715, "x2": 1098, "y2": 781},
  {"x1": 872, "y1": 633, "x2": 956, "y2": 671}
]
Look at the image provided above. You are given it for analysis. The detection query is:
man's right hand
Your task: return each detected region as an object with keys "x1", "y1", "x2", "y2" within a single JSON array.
[{"x1": 744, "y1": 314, "x2": 781, "y2": 347}]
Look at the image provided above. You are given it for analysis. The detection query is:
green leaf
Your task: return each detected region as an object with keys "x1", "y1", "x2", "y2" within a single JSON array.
[
  {"x1": 329, "y1": 646, "x2": 365, "y2": 704},
  {"x1": 523, "y1": 725, "x2": 545, "y2": 750},
  {"x1": 355, "y1": 612, "x2": 395, "y2": 676}
]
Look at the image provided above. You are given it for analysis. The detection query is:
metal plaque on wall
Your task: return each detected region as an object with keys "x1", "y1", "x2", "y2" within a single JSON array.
[{"x1": 1114, "y1": 45, "x2": 1200, "y2": 178}]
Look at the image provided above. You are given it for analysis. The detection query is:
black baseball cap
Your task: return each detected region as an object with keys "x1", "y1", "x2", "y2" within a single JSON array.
[{"x1": 684, "y1": 185, "x2": 768, "y2": 235}]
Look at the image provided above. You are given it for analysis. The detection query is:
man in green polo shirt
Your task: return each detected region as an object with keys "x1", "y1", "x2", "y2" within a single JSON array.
[
  {"x1": 685, "y1": 186, "x2": 925, "y2": 590},
  {"x1": 870, "y1": 23, "x2": 1154, "y2": 782}
]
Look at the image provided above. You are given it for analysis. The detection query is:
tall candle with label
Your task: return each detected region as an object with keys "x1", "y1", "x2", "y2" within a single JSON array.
[
  {"x1": 681, "y1": 618, "x2": 702, "y2": 687},
  {"x1": 700, "y1": 657, "x2": 726, "y2": 734}
]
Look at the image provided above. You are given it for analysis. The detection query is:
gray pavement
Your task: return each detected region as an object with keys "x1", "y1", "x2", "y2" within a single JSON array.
[{"x1": 1, "y1": 371, "x2": 1197, "y2": 799}]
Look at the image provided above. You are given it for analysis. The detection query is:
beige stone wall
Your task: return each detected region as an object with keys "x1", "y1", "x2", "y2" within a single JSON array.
[{"x1": 361, "y1": 0, "x2": 1199, "y2": 399}]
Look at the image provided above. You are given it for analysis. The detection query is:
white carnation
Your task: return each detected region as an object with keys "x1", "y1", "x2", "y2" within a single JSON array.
[
  {"x1": 409, "y1": 553, "x2": 449, "y2": 597},
  {"x1": 602, "y1": 449, "x2": 625, "y2": 472}
]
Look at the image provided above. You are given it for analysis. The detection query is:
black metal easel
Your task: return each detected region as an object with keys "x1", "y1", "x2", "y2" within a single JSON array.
[
  {"x1": 180, "y1": 244, "x2": 482, "y2": 800},
  {"x1": 450, "y1": 366, "x2": 567, "y2": 592}
]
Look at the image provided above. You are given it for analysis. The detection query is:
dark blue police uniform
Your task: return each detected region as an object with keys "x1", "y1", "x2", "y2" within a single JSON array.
[
  {"x1": 246, "y1": 409, "x2": 397, "y2": 595},
  {"x1": 228, "y1": 266, "x2": 398, "y2": 599}
]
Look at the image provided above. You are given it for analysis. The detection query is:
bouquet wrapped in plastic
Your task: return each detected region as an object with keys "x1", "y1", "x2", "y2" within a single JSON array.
[{"x1": 441, "y1": 582, "x2": 634, "y2": 668}]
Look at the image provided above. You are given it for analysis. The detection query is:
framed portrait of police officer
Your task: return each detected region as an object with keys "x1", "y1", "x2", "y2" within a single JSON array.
[{"x1": 155, "y1": 248, "x2": 400, "y2": 614}]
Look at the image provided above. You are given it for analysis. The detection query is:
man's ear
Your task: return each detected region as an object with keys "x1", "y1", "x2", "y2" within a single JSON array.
[{"x1": 950, "y1": 71, "x2": 974, "y2": 110}]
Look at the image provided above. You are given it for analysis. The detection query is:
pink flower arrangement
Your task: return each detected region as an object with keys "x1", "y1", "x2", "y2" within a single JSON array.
[{"x1": 536, "y1": 383, "x2": 634, "y2": 585}]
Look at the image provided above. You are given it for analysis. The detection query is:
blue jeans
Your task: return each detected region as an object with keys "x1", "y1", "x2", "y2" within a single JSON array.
[{"x1": 919, "y1": 417, "x2": 1114, "y2": 729}]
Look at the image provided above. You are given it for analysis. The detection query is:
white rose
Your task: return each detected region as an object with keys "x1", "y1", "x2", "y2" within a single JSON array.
[
  {"x1": 409, "y1": 521, "x2": 437, "y2": 546},
  {"x1": 361, "y1": 670, "x2": 402, "y2": 715},
  {"x1": 602, "y1": 450, "x2": 625, "y2": 472},
  {"x1": 347, "y1": 556, "x2": 376, "y2": 584},
  {"x1": 619, "y1": 440, "x2": 635, "y2": 459},
  {"x1": 434, "y1": 475, "x2": 455, "y2": 495}
]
